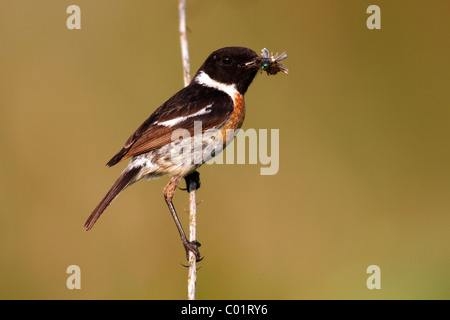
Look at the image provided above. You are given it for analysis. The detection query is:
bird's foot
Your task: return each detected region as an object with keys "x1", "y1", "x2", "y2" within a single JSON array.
[{"x1": 183, "y1": 239, "x2": 202, "y2": 262}]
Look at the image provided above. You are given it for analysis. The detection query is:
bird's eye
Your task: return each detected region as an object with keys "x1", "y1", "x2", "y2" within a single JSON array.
[{"x1": 222, "y1": 55, "x2": 232, "y2": 65}]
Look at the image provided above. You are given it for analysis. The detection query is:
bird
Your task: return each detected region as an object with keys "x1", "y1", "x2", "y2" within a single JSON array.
[{"x1": 84, "y1": 47, "x2": 267, "y2": 261}]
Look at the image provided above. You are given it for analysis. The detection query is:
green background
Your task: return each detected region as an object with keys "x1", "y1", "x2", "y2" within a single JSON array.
[{"x1": 1, "y1": 0, "x2": 449, "y2": 299}]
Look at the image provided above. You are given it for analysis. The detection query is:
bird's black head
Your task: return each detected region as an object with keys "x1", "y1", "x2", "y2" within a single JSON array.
[{"x1": 194, "y1": 47, "x2": 261, "y2": 95}]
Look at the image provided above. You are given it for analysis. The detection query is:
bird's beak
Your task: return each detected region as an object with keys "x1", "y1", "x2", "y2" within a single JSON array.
[{"x1": 244, "y1": 56, "x2": 263, "y2": 69}]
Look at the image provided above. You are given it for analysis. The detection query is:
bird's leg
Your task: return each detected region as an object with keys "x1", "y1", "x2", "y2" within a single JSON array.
[{"x1": 164, "y1": 175, "x2": 201, "y2": 261}]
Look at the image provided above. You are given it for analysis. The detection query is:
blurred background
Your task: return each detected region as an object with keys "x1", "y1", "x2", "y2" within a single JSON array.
[{"x1": 1, "y1": 0, "x2": 449, "y2": 299}]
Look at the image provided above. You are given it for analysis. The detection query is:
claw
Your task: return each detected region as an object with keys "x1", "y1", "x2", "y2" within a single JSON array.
[
  {"x1": 183, "y1": 240, "x2": 202, "y2": 262},
  {"x1": 184, "y1": 171, "x2": 201, "y2": 192}
]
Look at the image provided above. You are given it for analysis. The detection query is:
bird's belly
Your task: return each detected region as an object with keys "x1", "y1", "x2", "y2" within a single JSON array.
[{"x1": 130, "y1": 129, "x2": 225, "y2": 178}]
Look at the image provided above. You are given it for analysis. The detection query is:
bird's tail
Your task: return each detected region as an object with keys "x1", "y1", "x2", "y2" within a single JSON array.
[{"x1": 84, "y1": 166, "x2": 141, "y2": 231}]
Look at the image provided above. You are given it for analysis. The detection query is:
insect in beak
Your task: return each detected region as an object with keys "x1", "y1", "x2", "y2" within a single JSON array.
[{"x1": 245, "y1": 48, "x2": 289, "y2": 75}]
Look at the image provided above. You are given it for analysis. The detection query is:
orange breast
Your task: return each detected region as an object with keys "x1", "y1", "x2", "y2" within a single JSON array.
[{"x1": 221, "y1": 93, "x2": 245, "y2": 144}]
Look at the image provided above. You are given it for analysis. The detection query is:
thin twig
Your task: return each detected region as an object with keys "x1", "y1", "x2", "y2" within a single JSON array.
[
  {"x1": 179, "y1": 0, "x2": 190, "y2": 88},
  {"x1": 187, "y1": 179, "x2": 197, "y2": 300},
  {"x1": 178, "y1": 0, "x2": 197, "y2": 300}
]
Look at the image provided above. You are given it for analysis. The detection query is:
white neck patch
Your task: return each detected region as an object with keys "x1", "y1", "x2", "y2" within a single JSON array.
[{"x1": 195, "y1": 71, "x2": 239, "y2": 100}]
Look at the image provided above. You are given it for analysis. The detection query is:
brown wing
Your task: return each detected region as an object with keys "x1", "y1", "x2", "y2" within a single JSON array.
[{"x1": 106, "y1": 84, "x2": 234, "y2": 167}]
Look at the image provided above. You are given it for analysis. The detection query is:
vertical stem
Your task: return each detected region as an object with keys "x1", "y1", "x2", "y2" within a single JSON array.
[
  {"x1": 178, "y1": 0, "x2": 196, "y2": 301},
  {"x1": 179, "y1": 0, "x2": 191, "y2": 88},
  {"x1": 187, "y1": 180, "x2": 197, "y2": 300}
]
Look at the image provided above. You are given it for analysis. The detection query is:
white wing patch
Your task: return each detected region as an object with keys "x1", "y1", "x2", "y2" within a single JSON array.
[{"x1": 155, "y1": 103, "x2": 214, "y2": 127}]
